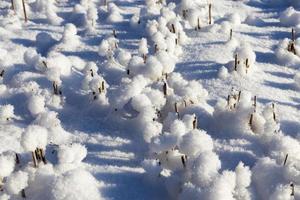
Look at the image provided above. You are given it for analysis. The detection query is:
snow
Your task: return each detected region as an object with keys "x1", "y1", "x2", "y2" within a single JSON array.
[
  {"x1": 5, "y1": 171, "x2": 29, "y2": 195},
  {"x1": 179, "y1": 129, "x2": 213, "y2": 157},
  {"x1": 28, "y1": 95, "x2": 46, "y2": 116},
  {"x1": 0, "y1": 105, "x2": 15, "y2": 121},
  {"x1": 0, "y1": 0, "x2": 299, "y2": 199},
  {"x1": 57, "y1": 143, "x2": 87, "y2": 165},
  {"x1": 0, "y1": 152, "x2": 15, "y2": 178},
  {"x1": 51, "y1": 169, "x2": 103, "y2": 200},
  {"x1": 21, "y1": 125, "x2": 48, "y2": 152}
]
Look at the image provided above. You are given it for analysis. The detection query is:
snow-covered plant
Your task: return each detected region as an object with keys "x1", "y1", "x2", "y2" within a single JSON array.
[
  {"x1": 224, "y1": 43, "x2": 256, "y2": 76},
  {"x1": 69, "y1": 4, "x2": 87, "y2": 27},
  {"x1": 280, "y1": 7, "x2": 300, "y2": 27},
  {"x1": 53, "y1": 23, "x2": 81, "y2": 51},
  {"x1": 145, "y1": 0, "x2": 166, "y2": 15},
  {"x1": 115, "y1": 49, "x2": 132, "y2": 66},
  {"x1": 0, "y1": 152, "x2": 15, "y2": 182},
  {"x1": 0, "y1": 49, "x2": 13, "y2": 82},
  {"x1": 10, "y1": 0, "x2": 31, "y2": 21},
  {"x1": 138, "y1": 38, "x2": 149, "y2": 62},
  {"x1": 57, "y1": 143, "x2": 87, "y2": 167},
  {"x1": 34, "y1": 0, "x2": 63, "y2": 25},
  {"x1": 51, "y1": 169, "x2": 103, "y2": 200},
  {"x1": 98, "y1": 36, "x2": 119, "y2": 58},
  {"x1": 275, "y1": 30, "x2": 300, "y2": 68},
  {"x1": 23, "y1": 49, "x2": 47, "y2": 72},
  {"x1": 89, "y1": 75, "x2": 109, "y2": 105},
  {"x1": 34, "y1": 111, "x2": 71, "y2": 145},
  {"x1": 107, "y1": 3, "x2": 123, "y2": 23},
  {"x1": 82, "y1": 62, "x2": 98, "y2": 90},
  {"x1": 28, "y1": 95, "x2": 46, "y2": 116},
  {"x1": 0, "y1": 105, "x2": 16, "y2": 122},
  {"x1": 85, "y1": 3, "x2": 98, "y2": 33},
  {"x1": 21, "y1": 125, "x2": 48, "y2": 167},
  {"x1": 4, "y1": 171, "x2": 28, "y2": 196},
  {"x1": 294, "y1": 72, "x2": 300, "y2": 89}
]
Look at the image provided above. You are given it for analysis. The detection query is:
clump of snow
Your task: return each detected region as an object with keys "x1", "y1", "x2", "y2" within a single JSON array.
[
  {"x1": 51, "y1": 169, "x2": 103, "y2": 200},
  {"x1": 225, "y1": 43, "x2": 257, "y2": 76},
  {"x1": 107, "y1": 3, "x2": 123, "y2": 23},
  {"x1": 179, "y1": 129, "x2": 213, "y2": 157},
  {"x1": 85, "y1": 5, "x2": 98, "y2": 33},
  {"x1": 280, "y1": 7, "x2": 300, "y2": 27},
  {"x1": 52, "y1": 23, "x2": 81, "y2": 51},
  {"x1": 28, "y1": 95, "x2": 46, "y2": 116},
  {"x1": 218, "y1": 66, "x2": 229, "y2": 79},
  {"x1": 34, "y1": 111, "x2": 71, "y2": 145},
  {"x1": 234, "y1": 162, "x2": 252, "y2": 200},
  {"x1": 5, "y1": 171, "x2": 28, "y2": 195},
  {"x1": 57, "y1": 143, "x2": 87, "y2": 165},
  {"x1": 23, "y1": 49, "x2": 46, "y2": 72},
  {"x1": 0, "y1": 152, "x2": 15, "y2": 178},
  {"x1": 275, "y1": 38, "x2": 300, "y2": 68},
  {"x1": 115, "y1": 49, "x2": 131, "y2": 67},
  {"x1": 46, "y1": 52, "x2": 72, "y2": 77},
  {"x1": 138, "y1": 38, "x2": 148, "y2": 59},
  {"x1": 190, "y1": 151, "x2": 221, "y2": 188},
  {"x1": 294, "y1": 72, "x2": 300, "y2": 89},
  {"x1": 0, "y1": 104, "x2": 15, "y2": 122},
  {"x1": 34, "y1": 0, "x2": 63, "y2": 25},
  {"x1": 21, "y1": 125, "x2": 48, "y2": 152},
  {"x1": 98, "y1": 36, "x2": 119, "y2": 58}
]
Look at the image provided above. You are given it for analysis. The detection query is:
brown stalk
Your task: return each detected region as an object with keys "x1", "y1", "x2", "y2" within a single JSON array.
[
  {"x1": 208, "y1": 4, "x2": 212, "y2": 25},
  {"x1": 283, "y1": 154, "x2": 288, "y2": 166},
  {"x1": 22, "y1": 0, "x2": 28, "y2": 23}
]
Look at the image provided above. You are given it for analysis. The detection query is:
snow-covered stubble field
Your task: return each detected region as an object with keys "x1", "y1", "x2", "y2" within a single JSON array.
[{"x1": 0, "y1": 0, "x2": 299, "y2": 199}]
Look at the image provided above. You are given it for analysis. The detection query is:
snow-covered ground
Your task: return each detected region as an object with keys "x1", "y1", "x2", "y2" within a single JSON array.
[{"x1": 0, "y1": 0, "x2": 299, "y2": 199}]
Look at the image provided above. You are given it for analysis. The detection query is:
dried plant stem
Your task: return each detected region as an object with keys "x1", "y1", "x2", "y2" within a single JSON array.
[
  {"x1": 181, "y1": 155, "x2": 186, "y2": 168},
  {"x1": 42, "y1": 61, "x2": 48, "y2": 68},
  {"x1": 208, "y1": 4, "x2": 212, "y2": 25},
  {"x1": 21, "y1": 189, "x2": 26, "y2": 198},
  {"x1": 22, "y1": 0, "x2": 28, "y2": 23},
  {"x1": 171, "y1": 24, "x2": 175, "y2": 34},
  {"x1": 292, "y1": 28, "x2": 295, "y2": 41},
  {"x1": 90, "y1": 69, "x2": 94, "y2": 77},
  {"x1": 283, "y1": 154, "x2": 288, "y2": 166},
  {"x1": 290, "y1": 183, "x2": 295, "y2": 196},
  {"x1": 163, "y1": 82, "x2": 167, "y2": 97},
  {"x1": 0, "y1": 70, "x2": 4, "y2": 77},
  {"x1": 11, "y1": 0, "x2": 15, "y2": 11},
  {"x1": 249, "y1": 113, "x2": 253, "y2": 126},
  {"x1": 15, "y1": 153, "x2": 20, "y2": 165},
  {"x1": 197, "y1": 18, "x2": 201, "y2": 30},
  {"x1": 234, "y1": 54, "x2": 238, "y2": 71},
  {"x1": 32, "y1": 151, "x2": 38, "y2": 168},
  {"x1": 237, "y1": 91, "x2": 241, "y2": 102},
  {"x1": 192, "y1": 116, "x2": 197, "y2": 129},
  {"x1": 227, "y1": 95, "x2": 230, "y2": 107},
  {"x1": 40, "y1": 149, "x2": 47, "y2": 164}
]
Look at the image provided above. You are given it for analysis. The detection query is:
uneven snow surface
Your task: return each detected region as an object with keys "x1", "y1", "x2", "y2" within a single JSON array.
[{"x1": 0, "y1": 0, "x2": 299, "y2": 199}]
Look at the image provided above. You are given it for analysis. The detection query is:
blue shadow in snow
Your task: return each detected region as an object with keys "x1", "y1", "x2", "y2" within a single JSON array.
[
  {"x1": 264, "y1": 80, "x2": 295, "y2": 90},
  {"x1": 265, "y1": 71, "x2": 294, "y2": 79},
  {"x1": 11, "y1": 38, "x2": 35, "y2": 47},
  {"x1": 176, "y1": 61, "x2": 220, "y2": 80}
]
